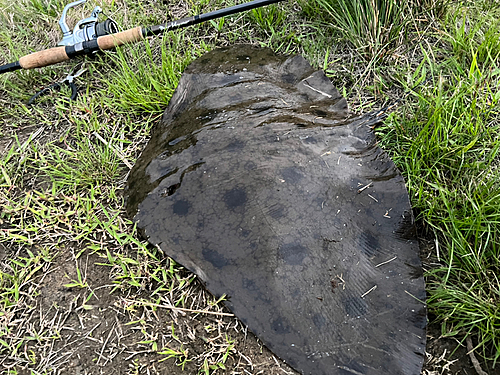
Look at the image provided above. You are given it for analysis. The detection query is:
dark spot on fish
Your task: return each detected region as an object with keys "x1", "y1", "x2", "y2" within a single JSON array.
[
  {"x1": 244, "y1": 161, "x2": 257, "y2": 171},
  {"x1": 386, "y1": 330, "x2": 396, "y2": 339},
  {"x1": 343, "y1": 294, "x2": 368, "y2": 316},
  {"x1": 281, "y1": 73, "x2": 296, "y2": 84},
  {"x1": 302, "y1": 136, "x2": 318, "y2": 144},
  {"x1": 379, "y1": 344, "x2": 392, "y2": 353},
  {"x1": 278, "y1": 242, "x2": 307, "y2": 265},
  {"x1": 225, "y1": 139, "x2": 245, "y2": 151},
  {"x1": 173, "y1": 200, "x2": 190, "y2": 216},
  {"x1": 242, "y1": 277, "x2": 258, "y2": 291},
  {"x1": 312, "y1": 313, "x2": 327, "y2": 328},
  {"x1": 281, "y1": 167, "x2": 303, "y2": 184},
  {"x1": 223, "y1": 187, "x2": 247, "y2": 209},
  {"x1": 287, "y1": 356, "x2": 298, "y2": 368},
  {"x1": 322, "y1": 240, "x2": 329, "y2": 253},
  {"x1": 239, "y1": 228, "x2": 251, "y2": 238},
  {"x1": 202, "y1": 248, "x2": 230, "y2": 269},
  {"x1": 359, "y1": 231, "x2": 379, "y2": 257},
  {"x1": 271, "y1": 318, "x2": 290, "y2": 334},
  {"x1": 266, "y1": 203, "x2": 285, "y2": 219}
]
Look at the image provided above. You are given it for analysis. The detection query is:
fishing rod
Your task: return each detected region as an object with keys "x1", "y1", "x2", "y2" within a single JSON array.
[{"x1": 0, "y1": 0, "x2": 284, "y2": 75}]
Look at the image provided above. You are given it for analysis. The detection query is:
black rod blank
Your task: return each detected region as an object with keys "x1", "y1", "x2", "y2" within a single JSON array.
[
  {"x1": 0, "y1": 0, "x2": 285, "y2": 74},
  {"x1": 144, "y1": 0, "x2": 284, "y2": 36}
]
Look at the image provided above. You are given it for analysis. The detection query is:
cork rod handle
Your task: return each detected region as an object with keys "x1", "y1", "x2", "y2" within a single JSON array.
[
  {"x1": 19, "y1": 47, "x2": 69, "y2": 69},
  {"x1": 97, "y1": 27, "x2": 144, "y2": 50},
  {"x1": 17, "y1": 26, "x2": 144, "y2": 70}
]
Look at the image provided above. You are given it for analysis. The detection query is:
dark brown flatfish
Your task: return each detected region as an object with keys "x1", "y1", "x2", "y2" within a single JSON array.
[{"x1": 126, "y1": 45, "x2": 426, "y2": 375}]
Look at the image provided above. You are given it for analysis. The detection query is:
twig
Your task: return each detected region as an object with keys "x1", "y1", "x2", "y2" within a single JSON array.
[
  {"x1": 434, "y1": 229, "x2": 440, "y2": 262},
  {"x1": 404, "y1": 290, "x2": 426, "y2": 304},
  {"x1": 357, "y1": 182, "x2": 372, "y2": 193},
  {"x1": 96, "y1": 324, "x2": 115, "y2": 366},
  {"x1": 238, "y1": 351, "x2": 254, "y2": 369},
  {"x1": 302, "y1": 82, "x2": 332, "y2": 98},
  {"x1": 466, "y1": 336, "x2": 489, "y2": 375},
  {"x1": 93, "y1": 132, "x2": 134, "y2": 169},
  {"x1": 361, "y1": 285, "x2": 377, "y2": 298},
  {"x1": 125, "y1": 349, "x2": 155, "y2": 361},
  {"x1": 20, "y1": 127, "x2": 45, "y2": 152},
  {"x1": 375, "y1": 256, "x2": 397, "y2": 268}
]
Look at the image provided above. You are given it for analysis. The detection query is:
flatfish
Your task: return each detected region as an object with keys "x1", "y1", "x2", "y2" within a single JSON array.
[{"x1": 126, "y1": 44, "x2": 426, "y2": 375}]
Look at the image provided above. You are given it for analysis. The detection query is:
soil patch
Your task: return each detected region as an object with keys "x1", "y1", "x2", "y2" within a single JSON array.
[{"x1": 5, "y1": 248, "x2": 296, "y2": 375}]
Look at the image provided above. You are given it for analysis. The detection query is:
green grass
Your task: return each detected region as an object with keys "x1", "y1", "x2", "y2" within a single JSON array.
[
  {"x1": 98, "y1": 34, "x2": 201, "y2": 114},
  {"x1": 307, "y1": 0, "x2": 443, "y2": 60},
  {"x1": 1, "y1": 0, "x2": 500, "y2": 372}
]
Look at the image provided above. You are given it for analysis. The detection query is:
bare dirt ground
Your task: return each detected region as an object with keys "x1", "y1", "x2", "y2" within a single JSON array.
[{"x1": 1, "y1": 243, "x2": 298, "y2": 375}]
